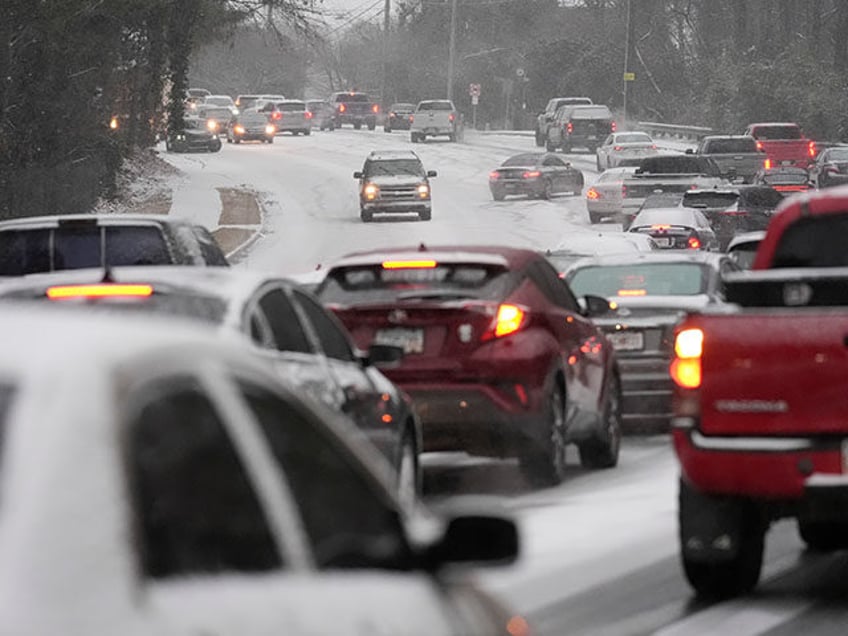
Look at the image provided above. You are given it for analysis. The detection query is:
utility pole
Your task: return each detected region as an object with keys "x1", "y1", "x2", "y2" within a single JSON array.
[
  {"x1": 622, "y1": 0, "x2": 632, "y2": 127},
  {"x1": 446, "y1": 0, "x2": 458, "y2": 101},
  {"x1": 381, "y1": 0, "x2": 390, "y2": 105}
]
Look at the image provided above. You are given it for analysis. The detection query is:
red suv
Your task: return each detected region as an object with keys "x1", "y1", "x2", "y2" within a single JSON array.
[{"x1": 315, "y1": 245, "x2": 622, "y2": 486}]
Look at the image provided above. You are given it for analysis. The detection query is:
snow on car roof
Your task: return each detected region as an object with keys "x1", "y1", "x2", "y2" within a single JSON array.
[
  {"x1": 0, "y1": 213, "x2": 187, "y2": 229},
  {"x1": 331, "y1": 247, "x2": 516, "y2": 269}
]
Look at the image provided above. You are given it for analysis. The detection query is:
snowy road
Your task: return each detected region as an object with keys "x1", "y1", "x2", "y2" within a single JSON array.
[{"x1": 159, "y1": 129, "x2": 847, "y2": 636}]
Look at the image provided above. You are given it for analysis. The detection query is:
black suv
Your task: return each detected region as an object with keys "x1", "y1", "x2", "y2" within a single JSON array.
[
  {"x1": 546, "y1": 104, "x2": 616, "y2": 153},
  {"x1": 330, "y1": 91, "x2": 378, "y2": 130},
  {"x1": 0, "y1": 214, "x2": 229, "y2": 275}
]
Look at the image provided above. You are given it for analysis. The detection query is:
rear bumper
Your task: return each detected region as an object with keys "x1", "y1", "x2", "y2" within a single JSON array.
[
  {"x1": 618, "y1": 355, "x2": 673, "y2": 432},
  {"x1": 673, "y1": 423, "x2": 846, "y2": 502},
  {"x1": 489, "y1": 181, "x2": 543, "y2": 198}
]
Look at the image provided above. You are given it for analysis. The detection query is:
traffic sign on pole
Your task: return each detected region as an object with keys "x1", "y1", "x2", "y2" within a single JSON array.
[{"x1": 468, "y1": 83, "x2": 481, "y2": 97}]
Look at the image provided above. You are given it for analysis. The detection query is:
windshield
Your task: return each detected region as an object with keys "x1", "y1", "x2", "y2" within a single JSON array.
[
  {"x1": 364, "y1": 160, "x2": 423, "y2": 177},
  {"x1": 752, "y1": 125, "x2": 802, "y2": 140},
  {"x1": 705, "y1": 138, "x2": 758, "y2": 153},
  {"x1": 568, "y1": 262, "x2": 708, "y2": 297}
]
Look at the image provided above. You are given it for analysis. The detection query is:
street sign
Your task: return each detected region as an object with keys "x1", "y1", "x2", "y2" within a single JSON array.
[
  {"x1": 471, "y1": 95, "x2": 479, "y2": 105},
  {"x1": 516, "y1": 68, "x2": 525, "y2": 78},
  {"x1": 468, "y1": 83, "x2": 481, "y2": 97},
  {"x1": 623, "y1": 72, "x2": 636, "y2": 81}
]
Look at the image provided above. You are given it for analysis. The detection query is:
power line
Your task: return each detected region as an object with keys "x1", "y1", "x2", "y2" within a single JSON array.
[{"x1": 321, "y1": 0, "x2": 384, "y2": 37}]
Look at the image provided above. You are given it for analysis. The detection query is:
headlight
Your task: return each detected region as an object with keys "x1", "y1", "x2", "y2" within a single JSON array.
[
  {"x1": 234, "y1": 125, "x2": 245, "y2": 134},
  {"x1": 417, "y1": 183, "x2": 430, "y2": 198},
  {"x1": 206, "y1": 120, "x2": 218, "y2": 131},
  {"x1": 265, "y1": 124, "x2": 276, "y2": 135},
  {"x1": 176, "y1": 134, "x2": 186, "y2": 141},
  {"x1": 364, "y1": 183, "x2": 379, "y2": 200}
]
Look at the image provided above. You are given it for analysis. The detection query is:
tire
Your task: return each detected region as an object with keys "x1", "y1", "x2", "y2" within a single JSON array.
[
  {"x1": 226, "y1": 136, "x2": 233, "y2": 143},
  {"x1": 589, "y1": 211, "x2": 603, "y2": 224},
  {"x1": 234, "y1": 138, "x2": 241, "y2": 144},
  {"x1": 360, "y1": 209, "x2": 373, "y2": 223},
  {"x1": 303, "y1": 129, "x2": 311, "y2": 136},
  {"x1": 419, "y1": 208, "x2": 431, "y2": 221},
  {"x1": 798, "y1": 521, "x2": 848, "y2": 551},
  {"x1": 410, "y1": 133, "x2": 419, "y2": 143},
  {"x1": 329, "y1": 123, "x2": 335, "y2": 131},
  {"x1": 448, "y1": 133, "x2": 456, "y2": 142},
  {"x1": 577, "y1": 374, "x2": 621, "y2": 469},
  {"x1": 209, "y1": 139, "x2": 222, "y2": 153},
  {"x1": 354, "y1": 122, "x2": 362, "y2": 130},
  {"x1": 545, "y1": 139, "x2": 557, "y2": 152},
  {"x1": 492, "y1": 190, "x2": 506, "y2": 201},
  {"x1": 267, "y1": 136, "x2": 274, "y2": 144},
  {"x1": 519, "y1": 383, "x2": 567, "y2": 487},
  {"x1": 541, "y1": 179, "x2": 554, "y2": 200},
  {"x1": 395, "y1": 430, "x2": 420, "y2": 510},
  {"x1": 384, "y1": 126, "x2": 392, "y2": 132},
  {"x1": 679, "y1": 480, "x2": 765, "y2": 599},
  {"x1": 367, "y1": 122, "x2": 376, "y2": 131},
  {"x1": 562, "y1": 145, "x2": 572, "y2": 154}
]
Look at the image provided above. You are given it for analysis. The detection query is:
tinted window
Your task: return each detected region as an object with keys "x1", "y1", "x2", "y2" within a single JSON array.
[
  {"x1": 568, "y1": 263, "x2": 708, "y2": 297},
  {"x1": 751, "y1": 125, "x2": 802, "y2": 140},
  {"x1": 503, "y1": 154, "x2": 541, "y2": 167},
  {"x1": 760, "y1": 170, "x2": 808, "y2": 185},
  {"x1": 53, "y1": 225, "x2": 101, "y2": 269},
  {"x1": 129, "y1": 378, "x2": 281, "y2": 578},
  {"x1": 335, "y1": 93, "x2": 370, "y2": 103},
  {"x1": 704, "y1": 138, "x2": 758, "y2": 153},
  {"x1": 615, "y1": 133, "x2": 652, "y2": 144},
  {"x1": 257, "y1": 289, "x2": 312, "y2": 354},
  {"x1": 277, "y1": 102, "x2": 306, "y2": 112},
  {"x1": 569, "y1": 106, "x2": 612, "y2": 119},
  {"x1": 683, "y1": 191, "x2": 739, "y2": 210},
  {"x1": 0, "y1": 228, "x2": 51, "y2": 275},
  {"x1": 318, "y1": 263, "x2": 515, "y2": 305},
  {"x1": 637, "y1": 155, "x2": 719, "y2": 176},
  {"x1": 364, "y1": 159, "x2": 423, "y2": 177},
  {"x1": 738, "y1": 187, "x2": 784, "y2": 209},
  {"x1": 240, "y1": 381, "x2": 409, "y2": 570},
  {"x1": 771, "y1": 214, "x2": 848, "y2": 268},
  {"x1": 417, "y1": 101, "x2": 453, "y2": 111},
  {"x1": 529, "y1": 259, "x2": 580, "y2": 311},
  {"x1": 293, "y1": 290, "x2": 355, "y2": 362},
  {"x1": 105, "y1": 226, "x2": 172, "y2": 266}
]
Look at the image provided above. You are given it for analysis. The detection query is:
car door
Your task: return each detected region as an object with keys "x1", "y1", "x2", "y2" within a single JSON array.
[
  {"x1": 598, "y1": 134, "x2": 614, "y2": 164},
  {"x1": 542, "y1": 155, "x2": 565, "y2": 192},
  {"x1": 244, "y1": 284, "x2": 338, "y2": 408}
]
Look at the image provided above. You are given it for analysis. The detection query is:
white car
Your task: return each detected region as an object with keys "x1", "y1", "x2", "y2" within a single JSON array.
[
  {"x1": 585, "y1": 166, "x2": 639, "y2": 224},
  {"x1": 0, "y1": 306, "x2": 524, "y2": 636},
  {"x1": 595, "y1": 131, "x2": 658, "y2": 171},
  {"x1": 545, "y1": 230, "x2": 658, "y2": 275}
]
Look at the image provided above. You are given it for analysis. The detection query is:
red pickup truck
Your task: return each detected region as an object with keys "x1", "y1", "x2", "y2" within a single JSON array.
[
  {"x1": 670, "y1": 184, "x2": 848, "y2": 598},
  {"x1": 743, "y1": 122, "x2": 817, "y2": 169}
]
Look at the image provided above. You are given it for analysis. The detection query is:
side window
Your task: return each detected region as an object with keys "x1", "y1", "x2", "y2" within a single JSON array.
[
  {"x1": 128, "y1": 377, "x2": 282, "y2": 578},
  {"x1": 603, "y1": 135, "x2": 614, "y2": 146},
  {"x1": 529, "y1": 260, "x2": 581, "y2": 312},
  {"x1": 192, "y1": 226, "x2": 229, "y2": 266},
  {"x1": 292, "y1": 290, "x2": 356, "y2": 362},
  {"x1": 239, "y1": 380, "x2": 409, "y2": 569},
  {"x1": 542, "y1": 156, "x2": 563, "y2": 167},
  {"x1": 257, "y1": 288, "x2": 313, "y2": 354}
]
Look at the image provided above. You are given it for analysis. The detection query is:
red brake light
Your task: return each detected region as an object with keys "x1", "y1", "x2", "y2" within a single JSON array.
[
  {"x1": 755, "y1": 140, "x2": 764, "y2": 151},
  {"x1": 611, "y1": 121, "x2": 617, "y2": 132},
  {"x1": 372, "y1": 104, "x2": 380, "y2": 114},
  {"x1": 305, "y1": 111, "x2": 313, "y2": 119},
  {"x1": 339, "y1": 103, "x2": 346, "y2": 113},
  {"x1": 272, "y1": 112, "x2": 281, "y2": 120},
  {"x1": 47, "y1": 284, "x2": 154, "y2": 300},
  {"x1": 670, "y1": 328, "x2": 703, "y2": 389},
  {"x1": 381, "y1": 259, "x2": 437, "y2": 269},
  {"x1": 448, "y1": 113, "x2": 455, "y2": 122},
  {"x1": 566, "y1": 122, "x2": 573, "y2": 134},
  {"x1": 808, "y1": 140, "x2": 817, "y2": 158},
  {"x1": 586, "y1": 187, "x2": 600, "y2": 200},
  {"x1": 613, "y1": 145, "x2": 623, "y2": 151},
  {"x1": 489, "y1": 171, "x2": 501, "y2": 180},
  {"x1": 687, "y1": 236, "x2": 701, "y2": 249},
  {"x1": 764, "y1": 158, "x2": 772, "y2": 169},
  {"x1": 492, "y1": 304, "x2": 526, "y2": 338},
  {"x1": 522, "y1": 170, "x2": 541, "y2": 179}
]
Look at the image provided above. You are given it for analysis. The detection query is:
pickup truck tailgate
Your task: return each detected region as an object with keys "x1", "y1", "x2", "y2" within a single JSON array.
[{"x1": 695, "y1": 311, "x2": 848, "y2": 436}]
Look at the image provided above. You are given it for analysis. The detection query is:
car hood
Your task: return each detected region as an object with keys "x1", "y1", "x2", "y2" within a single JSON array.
[{"x1": 366, "y1": 175, "x2": 426, "y2": 186}]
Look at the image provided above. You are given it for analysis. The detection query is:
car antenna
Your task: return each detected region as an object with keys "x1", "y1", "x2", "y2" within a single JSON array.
[{"x1": 418, "y1": 242, "x2": 427, "y2": 252}]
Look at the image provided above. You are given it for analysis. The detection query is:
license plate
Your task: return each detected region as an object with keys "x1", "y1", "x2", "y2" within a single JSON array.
[
  {"x1": 374, "y1": 328, "x2": 424, "y2": 354},
  {"x1": 781, "y1": 160, "x2": 794, "y2": 166},
  {"x1": 653, "y1": 237, "x2": 672, "y2": 247},
  {"x1": 608, "y1": 331, "x2": 644, "y2": 351},
  {"x1": 588, "y1": 135, "x2": 597, "y2": 140}
]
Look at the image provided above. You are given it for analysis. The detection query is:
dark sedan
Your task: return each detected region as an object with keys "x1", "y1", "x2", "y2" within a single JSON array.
[
  {"x1": 489, "y1": 152, "x2": 584, "y2": 201},
  {"x1": 384, "y1": 103, "x2": 416, "y2": 131},
  {"x1": 0, "y1": 267, "x2": 422, "y2": 506},
  {"x1": 316, "y1": 245, "x2": 621, "y2": 487},
  {"x1": 565, "y1": 251, "x2": 740, "y2": 432},
  {"x1": 809, "y1": 146, "x2": 848, "y2": 189},
  {"x1": 166, "y1": 116, "x2": 222, "y2": 153},
  {"x1": 627, "y1": 207, "x2": 719, "y2": 251}
]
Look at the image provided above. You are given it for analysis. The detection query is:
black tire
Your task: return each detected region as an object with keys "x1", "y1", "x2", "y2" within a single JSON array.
[
  {"x1": 519, "y1": 383, "x2": 567, "y2": 487},
  {"x1": 267, "y1": 136, "x2": 274, "y2": 144},
  {"x1": 360, "y1": 209, "x2": 373, "y2": 223},
  {"x1": 419, "y1": 209, "x2": 431, "y2": 221},
  {"x1": 798, "y1": 521, "x2": 848, "y2": 551},
  {"x1": 679, "y1": 481, "x2": 765, "y2": 599},
  {"x1": 577, "y1": 374, "x2": 621, "y2": 469},
  {"x1": 541, "y1": 179, "x2": 554, "y2": 200},
  {"x1": 329, "y1": 123, "x2": 335, "y2": 131},
  {"x1": 303, "y1": 129, "x2": 311, "y2": 136},
  {"x1": 367, "y1": 122, "x2": 376, "y2": 131},
  {"x1": 410, "y1": 133, "x2": 419, "y2": 143},
  {"x1": 354, "y1": 122, "x2": 362, "y2": 130},
  {"x1": 395, "y1": 430, "x2": 420, "y2": 510},
  {"x1": 384, "y1": 126, "x2": 392, "y2": 132},
  {"x1": 545, "y1": 139, "x2": 557, "y2": 152},
  {"x1": 589, "y1": 211, "x2": 603, "y2": 224},
  {"x1": 209, "y1": 139, "x2": 222, "y2": 153},
  {"x1": 492, "y1": 190, "x2": 506, "y2": 201},
  {"x1": 226, "y1": 136, "x2": 233, "y2": 143},
  {"x1": 234, "y1": 138, "x2": 241, "y2": 144}
]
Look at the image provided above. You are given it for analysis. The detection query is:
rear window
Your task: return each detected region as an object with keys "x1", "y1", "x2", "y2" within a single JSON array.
[
  {"x1": 637, "y1": 155, "x2": 719, "y2": 176},
  {"x1": 503, "y1": 154, "x2": 540, "y2": 167},
  {"x1": 417, "y1": 101, "x2": 453, "y2": 111},
  {"x1": 335, "y1": 93, "x2": 371, "y2": 103},
  {"x1": 615, "y1": 133, "x2": 652, "y2": 144},
  {"x1": 704, "y1": 138, "x2": 758, "y2": 153},
  {"x1": 631, "y1": 208, "x2": 699, "y2": 228},
  {"x1": 318, "y1": 263, "x2": 514, "y2": 304},
  {"x1": 569, "y1": 106, "x2": 612, "y2": 119},
  {"x1": 750, "y1": 125, "x2": 802, "y2": 140},
  {"x1": 0, "y1": 225, "x2": 172, "y2": 275},
  {"x1": 771, "y1": 214, "x2": 848, "y2": 268},
  {"x1": 568, "y1": 263, "x2": 707, "y2": 297},
  {"x1": 738, "y1": 187, "x2": 784, "y2": 209},
  {"x1": 760, "y1": 170, "x2": 808, "y2": 185},
  {"x1": 683, "y1": 191, "x2": 740, "y2": 210},
  {"x1": 277, "y1": 102, "x2": 305, "y2": 112}
]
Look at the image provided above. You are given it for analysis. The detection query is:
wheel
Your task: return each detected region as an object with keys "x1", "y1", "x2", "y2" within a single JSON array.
[
  {"x1": 577, "y1": 374, "x2": 621, "y2": 469},
  {"x1": 226, "y1": 136, "x2": 233, "y2": 143},
  {"x1": 448, "y1": 133, "x2": 456, "y2": 142},
  {"x1": 535, "y1": 129, "x2": 545, "y2": 147},
  {"x1": 354, "y1": 122, "x2": 362, "y2": 130},
  {"x1": 384, "y1": 125, "x2": 392, "y2": 132},
  {"x1": 303, "y1": 129, "x2": 311, "y2": 136},
  {"x1": 419, "y1": 208, "x2": 431, "y2": 221},
  {"x1": 367, "y1": 122, "x2": 376, "y2": 131},
  {"x1": 209, "y1": 139, "x2": 222, "y2": 153},
  {"x1": 267, "y1": 136, "x2": 274, "y2": 144},
  {"x1": 679, "y1": 480, "x2": 765, "y2": 599},
  {"x1": 360, "y1": 209, "x2": 373, "y2": 222},
  {"x1": 395, "y1": 431, "x2": 420, "y2": 510},
  {"x1": 410, "y1": 133, "x2": 419, "y2": 143},
  {"x1": 329, "y1": 123, "x2": 335, "y2": 131},
  {"x1": 589, "y1": 211, "x2": 603, "y2": 224},
  {"x1": 562, "y1": 145, "x2": 572, "y2": 153},
  {"x1": 519, "y1": 383, "x2": 567, "y2": 487},
  {"x1": 492, "y1": 190, "x2": 506, "y2": 201},
  {"x1": 798, "y1": 521, "x2": 848, "y2": 551},
  {"x1": 545, "y1": 139, "x2": 557, "y2": 152},
  {"x1": 234, "y1": 137, "x2": 241, "y2": 144},
  {"x1": 540, "y1": 179, "x2": 554, "y2": 200}
]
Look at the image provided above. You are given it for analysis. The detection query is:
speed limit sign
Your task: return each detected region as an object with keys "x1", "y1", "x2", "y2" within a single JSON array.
[{"x1": 468, "y1": 83, "x2": 481, "y2": 97}]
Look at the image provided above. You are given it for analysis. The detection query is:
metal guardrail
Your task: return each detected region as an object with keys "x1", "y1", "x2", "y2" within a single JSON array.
[{"x1": 633, "y1": 121, "x2": 714, "y2": 141}]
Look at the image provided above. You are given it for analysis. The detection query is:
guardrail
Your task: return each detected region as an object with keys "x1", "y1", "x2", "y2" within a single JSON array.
[{"x1": 633, "y1": 121, "x2": 714, "y2": 141}]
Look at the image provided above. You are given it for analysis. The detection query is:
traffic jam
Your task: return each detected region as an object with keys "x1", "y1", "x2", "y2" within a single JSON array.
[{"x1": 4, "y1": 3, "x2": 848, "y2": 634}]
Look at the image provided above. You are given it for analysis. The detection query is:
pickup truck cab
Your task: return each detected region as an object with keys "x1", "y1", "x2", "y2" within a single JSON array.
[
  {"x1": 688, "y1": 135, "x2": 765, "y2": 183},
  {"x1": 410, "y1": 100, "x2": 459, "y2": 143},
  {"x1": 743, "y1": 122, "x2": 817, "y2": 169},
  {"x1": 671, "y1": 184, "x2": 848, "y2": 599},
  {"x1": 546, "y1": 104, "x2": 615, "y2": 153},
  {"x1": 535, "y1": 96, "x2": 593, "y2": 146},
  {"x1": 330, "y1": 91, "x2": 379, "y2": 130}
]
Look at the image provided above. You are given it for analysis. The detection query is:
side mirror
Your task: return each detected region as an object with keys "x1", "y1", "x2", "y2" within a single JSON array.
[
  {"x1": 364, "y1": 343, "x2": 404, "y2": 367},
  {"x1": 421, "y1": 513, "x2": 519, "y2": 569},
  {"x1": 581, "y1": 294, "x2": 612, "y2": 317},
  {"x1": 353, "y1": 171, "x2": 363, "y2": 179},
  {"x1": 427, "y1": 170, "x2": 437, "y2": 178}
]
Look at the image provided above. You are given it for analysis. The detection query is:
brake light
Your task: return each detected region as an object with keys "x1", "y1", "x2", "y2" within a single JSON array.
[
  {"x1": 372, "y1": 104, "x2": 380, "y2": 114},
  {"x1": 613, "y1": 145, "x2": 623, "y2": 151},
  {"x1": 611, "y1": 121, "x2": 617, "y2": 132},
  {"x1": 808, "y1": 140, "x2": 817, "y2": 158},
  {"x1": 272, "y1": 111, "x2": 281, "y2": 120},
  {"x1": 522, "y1": 170, "x2": 541, "y2": 179},
  {"x1": 687, "y1": 236, "x2": 701, "y2": 249},
  {"x1": 617, "y1": 289, "x2": 646, "y2": 296},
  {"x1": 305, "y1": 111, "x2": 313, "y2": 119},
  {"x1": 764, "y1": 158, "x2": 772, "y2": 169},
  {"x1": 651, "y1": 144, "x2": 657, "y2": 149},
  {"x1": 408, "y1": 115, "x2": 414, "y2": 123},
  {"x1": 586, "y1": 187, "x2": 600, "y2": 200},
  {"x1": 47, "y1": 284, "x2": 154, "y2": 300},
  {"x1": 651, "y1": 224, "x2": 671, "y2": 230},
  {"x1": 621, "y1": 184, "x2": 627, "y2": 198},
  {"x1": 566, "y1": 122, "x2": 573, "y2": 134},
  {"x1": 492, "y1": 304, "x2": 527, "y2": 338},
  {"x1": 265, "y1": 124, "x2": 276, "y2": 135},
  {"x1": 381, "y1": 259, "x2": 437, "y2": 269},
  {"x1": 489, "y1": 171, "x2": 501, "y2": 180},
  {"x1": 448, "y1": 113, "x2": 455, "y2": 122},
  {"x1": 339, "y1": 103, "x2": 346, "y2": 113},
  {"x1": 234, "y1": 125, "x2": 246, "y2": 134},
  {"x1": 670, "y1": 328, "x2": 703, "y2": 389},
  {"x1": 755, "y1": 140, "x2": 764, "y2": 151}
]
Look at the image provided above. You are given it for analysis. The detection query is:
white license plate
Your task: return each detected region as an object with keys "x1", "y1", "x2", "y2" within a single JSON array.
[
  {"x1": 781, "y1": 160, "x2": 794, "y2": 166},
  {"x1": 608, "y1": 331, "x2": 644, "y2": 351},
  {"x1": 653, "y1": 237, "x2": 672, "y2": 247},
  {"x1": 374, "y1": 328, "x2": 424, "y2": 354},
  {"x1": 587, "y1": 135, "x2": 597, "y2": 140}
]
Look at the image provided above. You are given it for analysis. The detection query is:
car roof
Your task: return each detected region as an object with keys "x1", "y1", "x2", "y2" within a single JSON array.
[
  {"x1": 566, "y1": 250, "x2": 728, "y2": 270},
  {"x1": 726, "y1": 231, "x2": 767, "y2": 250},
  {"x1": 0, "y1": 213, "x2": 190, "y2": 230},
  {"x1": 329, "y1": 245, "x2": 534, "y2": 270},
  {"x1": 550, "y1": 231, "x2": 654, "y2": 253},
  {"x1": 366, "y1": 150, "x2": 422, "y2": 161}
]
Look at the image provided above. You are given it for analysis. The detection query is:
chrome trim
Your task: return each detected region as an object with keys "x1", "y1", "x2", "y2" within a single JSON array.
[{"x1": 689, "y1": 430, "x2": 815, "y2": 452}]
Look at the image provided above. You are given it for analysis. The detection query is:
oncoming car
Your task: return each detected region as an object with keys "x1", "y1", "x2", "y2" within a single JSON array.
[
  {"x1": 354, "y1": 150, "x2": 436, "y2": 222},
  {"x1": 166, "y1": 116, "x2": 222, "y2": 153},
  {"x1": 488, "y1": 152, "x2": 584, "y2": 201},
  {"x1": 0, "y1": 306, "x2": 527, "y2": 636}
]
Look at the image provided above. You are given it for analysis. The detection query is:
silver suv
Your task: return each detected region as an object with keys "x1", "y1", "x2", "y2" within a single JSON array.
[{"x1": 353, "y1": 150, "x2": 437, "y2": 222}]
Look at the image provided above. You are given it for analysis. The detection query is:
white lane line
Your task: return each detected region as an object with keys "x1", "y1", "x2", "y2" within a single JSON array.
[{"x1": 652, "y1": 597, "x2": 811, "y2": 636}]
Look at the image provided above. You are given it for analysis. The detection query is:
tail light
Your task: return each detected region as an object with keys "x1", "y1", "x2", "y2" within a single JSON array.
[
  {"x1": 47, "y1": 284, "x2": 154, "y2": 300},
  {"x1": 339, "y1": 104, "x2": 346, "y2": 113},
  {"x1": 755, "y1": 140, "x2": 764, "y2": 151},
  {"x1": 409, "y1": 115, "x2": 414, "y2": 123},
  {"x1": 670, "y1": 328, "x2": 703, "y2": 389},
  {"x1": 271, "y1": 111, "x2": 281, "y2": 120},
  {"x1": 687, "y1": 236, "x2": 701, "y2": 249},
  {"x1": 651, "y1": 144, "x2": 657, "y2": 149},
  {"x1": 372, "y1": 104, "x2": 380, "y2": 114},
  {"x1": 764, "y1": 158, "x2": 772, "y2": 169},
  {"x1": 482, "y1": 304, "x2": 528, "y2": 340},
  {"x1": 566, "y1": 122, "x2": 573, "y2": 134},
  {"x1": 522, "y1": 170, "x2": 541, "y2": 179},
  {"x1": 448, "y1": 113, "x2": 455, "y2": 123},
  {"x1": 489, "y1": 171, "x2": 501, "y2": 181},
  {"x1": 613, "y1": 145, "x2": 623, "y2": 151},
  {"x1": 611, "y1": 121, "x2": 617, "y2": 132},
  {"x1": 808, "y1": 140, "x2": 817, "y2": 158},
  {"x1": 586, "y1": 187, "x2": 600, "y2": 200},
  {"x1": 305, "y1": 111, "x2": 313, "y2": 119},
  {"x1": 234, "y1": 125, "x2": 246, "y2": 134},
  {"x1": 621, "y1": 184, "x2": 628, "y2": 198}
]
